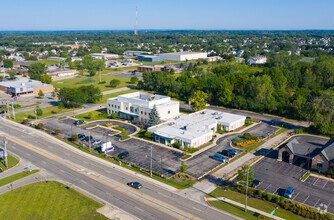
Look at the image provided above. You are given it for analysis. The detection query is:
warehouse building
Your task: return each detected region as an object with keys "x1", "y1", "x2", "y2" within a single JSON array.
[
  {"x1": 137, "y1": 65, "x2": 165, "y2": 72},
  {"x1": 159, "y1": 52, "x2": 207, "y2": 61},
  {"x1": 0, "y1": 79, "x2": 54, "y2": 96},
  {"x1": 107, "y1": 92, "x2": 179, "y2": 124},
  {"x1": 138, "y1": 55, "x2": 163, "y2": 62},
  {"x1": 90, "y1": 53, "x2": 119, "y2": 60},
  {"x1": 123, "y1": 51, "x2": 149, "y2": 56},
  {"x1": 148, "y1": 110, "x2": 246, "y2": 148}
]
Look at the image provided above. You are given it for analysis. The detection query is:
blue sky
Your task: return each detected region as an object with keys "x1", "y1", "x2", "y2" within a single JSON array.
[{"x1": 1, "y1": 0, "x2": 333, "y2": 30}]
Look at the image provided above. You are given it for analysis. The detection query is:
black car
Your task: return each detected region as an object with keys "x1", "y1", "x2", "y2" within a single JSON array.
[
  {"x1": 74, "y1": 120, "x2": 84, "y2": 125},
  {"x1": 118, "y1": 151, "x2": 129, "y2": 159},
  {"x1": 220, "y1": 148, "x2": 238, "y2": 157},
  {"x1": 78, "y1": 133, "x2": 85, "y2": 139},
  {"x1": 251, "y1": 179, "x2": 261, "y2": 188},
  {"x1": 127, "y1": 182, "x2": 142, "y2": 189},
  {"x1": 82, "y1": 136, "x2": 93, "y2": 142}
]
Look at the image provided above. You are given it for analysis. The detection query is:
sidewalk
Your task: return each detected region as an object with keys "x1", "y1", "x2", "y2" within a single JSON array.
[
  {"x1": 102, "y1": 86, "x2": 132, "y2": 95},
  {"x1": 206, "y1": 197, "x2": 285, "y2": 220},
  {"x1": 212, "y1": 129, "x2": 293, "y2": 180}
]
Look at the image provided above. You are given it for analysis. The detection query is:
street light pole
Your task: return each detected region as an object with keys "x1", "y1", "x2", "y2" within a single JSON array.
[
  {"x1": 11, "y1": 102, "x2": 15, "y2": 120},
  {"x1": 88, "y1": 130, "x2": 91, "y2": 152},
  {"x1": 150, "y1": 145, "x2": 153, "y2": 177},
  {"x1": 3, "y1": 136, "x2": 8, "y2": 168},
  {"x1": 245, "y1": 168, "x2": 249, "y2": 212}
]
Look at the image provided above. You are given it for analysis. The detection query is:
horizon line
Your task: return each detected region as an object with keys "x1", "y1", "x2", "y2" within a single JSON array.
[{"x1": 0, "y1": 29, "x2": 334, "y2": 32}]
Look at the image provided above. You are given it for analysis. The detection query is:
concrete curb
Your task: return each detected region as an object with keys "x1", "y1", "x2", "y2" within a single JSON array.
[{"x1": 1, "y1": 118, "x2": 177, "y2": 192}]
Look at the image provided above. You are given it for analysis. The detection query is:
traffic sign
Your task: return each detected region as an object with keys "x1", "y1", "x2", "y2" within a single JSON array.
[{"x1": 0, "y1": 150, "x2": 7, "y2": 158}]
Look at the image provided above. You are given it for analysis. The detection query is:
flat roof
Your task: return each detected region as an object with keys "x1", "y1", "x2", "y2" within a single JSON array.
[
  {"x1": 90, "y1": 53, "x2": 118, "y2": 56},
  {"x1": 149, "y1": 109, "x2": 246, "y2": 141},
  {"x1": 160, "y1": 51, "x2": 207, "y2": 55},
  {"x1": 0, "y1": 78, "x2": 52, "y2": 88}
]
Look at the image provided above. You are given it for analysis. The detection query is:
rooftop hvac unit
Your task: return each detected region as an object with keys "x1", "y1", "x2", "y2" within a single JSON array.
[{"x1": 201, "y1": 111, "x2": 205, "y2": 114}]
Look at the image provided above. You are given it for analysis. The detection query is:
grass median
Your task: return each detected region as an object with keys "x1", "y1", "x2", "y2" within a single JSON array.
[
  {"x1": 0, "y1": 181, "x2": 107, "y2": 219},
  {"x1": 0, "y1": 154, "x2": 19, "y2": 172},
  {"x1": 0, "y1": 170, "x2": 39, "y2": 187}
]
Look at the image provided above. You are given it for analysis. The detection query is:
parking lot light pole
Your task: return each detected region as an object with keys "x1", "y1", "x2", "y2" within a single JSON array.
[
  {"x1": 3, "y1": 136, "x2": 8, "y2": 168},
  {"x1": 89, "y1": 130, "x2": 91, "y2": 152},
  {"x1": 11, "y1": 102, "x2": 15, "y2": 120},
  {"x1": 245, "y1": 168, "x2": 249, "y2": 212}
]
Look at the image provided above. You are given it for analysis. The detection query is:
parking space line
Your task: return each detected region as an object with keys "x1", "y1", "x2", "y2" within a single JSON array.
[
  {"x1": 322, "y1": 180, "x2": 329, "y2": 189},
  {"x1": 302, "y1": 195, "x2": 310, "y2": 204},
  {"x1": 255, "y1": 182, "x2": 262, "y2": 189},
  {"x1": 292, "y1": 192, "x2": 300, "y2": 200},
  {"x1": 313, "y1": 178, "x2": 319, "y2": 186},
  {"x1": 264, "y1": 184, "x2": 271, "y2": 191},
  {"x1": 314, "y1": 199, "x2": 320, "y2": 207}
]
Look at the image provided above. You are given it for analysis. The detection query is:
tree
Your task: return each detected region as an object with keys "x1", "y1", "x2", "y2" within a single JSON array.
[
  {"x1": 58, "y1": 86, "x2": 102, "y2": 108},
  {"x1": 144, "y1": 131, "x2": 152, "y2": 138},
  {"x1": 9, "y1": 71, "x2": 16, "y2": 80},
  {"x1": 148, "y1": 105, "x2": 161, "y2": 126},
  {"x1": 78, "y1": 85, "x2": 102, "y2": 103},
  {"x1": 28, "y1": 62, "x2": 46, "y2": 80},
  {"x1": 109, "y1": 79, "x2": 121, "y2": 88},
  {"x1": 3, "y1": 59, "x2": 13, "y2": 68},
  {"x1": 82, "y1": 55, "x2": 93, "y2": 70},
  {"x1": 71, "y1": 134, "x2": 79, "y2": 142},
  {"x1": 37, "y1": 123, "x2": 44, "y2": 129},
  {"x1": 51, "y1": 91, "x2": 56, "y2": 98},
  {"x1": 88, "y1": 68, "x2": 96, "y2": 77},
  {"x1": 189, "y1": 90, "x2": 208, "y2": 111},
  {"x1": 40, "y1": 74, "x2": 52, "y2": 84},
  {"x1": 54, "y1": 129, "x2": 61, "y2": 135},
  {"x1": 237, "y1": 165, "x2": 254, "y2": 186},
  {"x1": 130, "y1": 76, "x2": 139, "y2": 84},
  {"x1": 38, "y1": 89, "x2": 45, "y2": 97},
  {"x1": 36, "y1": 106, "x2": 43, "y2": 116},
  {"x1": 180, "y1": 161, "x2": 187, "y2": 173}
]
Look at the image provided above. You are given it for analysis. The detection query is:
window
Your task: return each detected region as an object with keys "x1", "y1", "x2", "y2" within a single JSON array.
[
  {"x1": 112, "y1": 104, "x2": 114, "y2": 107},
  {"x1": 108, "y1": 110, "x2": 110, "y2": 114},
  {"x1": 112, "y1": 110, "x2": 114, "y2": 113},
  {"x1": 118, "y1": 106, "x2": 120, "y2": 109},
  {"x1": 168, "y1": 111, "x2": 170, "y2": 114},
  {"x1": 126, "y1": 107, "x2": 128, "y2": 110},
  {"x1": 145, "y1": 112, "x2": 147, "y2": 115},
  {"x1": 317, "y1": 163, "x2": 323, "y2": 168},
  {"x1": 141, "y1": 111, "x2": 143, "y2": 114},
  {"x1": 108, "y1": 104, "x2": 110, "y2": 107}
]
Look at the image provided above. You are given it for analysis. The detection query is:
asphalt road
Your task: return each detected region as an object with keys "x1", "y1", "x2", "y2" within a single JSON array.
[{"x1": 0, "y1": 119, "x2": 239, "y2": 220}]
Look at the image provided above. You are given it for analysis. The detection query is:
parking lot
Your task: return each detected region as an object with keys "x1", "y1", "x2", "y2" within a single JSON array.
[
  {"x1": 252, "y1": 136, "x2": 334, "y2": 214},
  {"x1": 107, "y1": 70, "x2": 143, "y2": 80},
  {"x1": 41, "y1": 115, "x2": 280, "y2": 179}
]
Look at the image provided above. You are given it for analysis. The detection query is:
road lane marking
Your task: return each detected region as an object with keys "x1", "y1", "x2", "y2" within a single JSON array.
[
  {"x1": 70, "y1": 168, "x2": 184, "y2": 220},
  {"x1": 292, "y1": 192, "x2": 300, "y2": 200},
  {"x1": 71, "y1": 167, "x2": 201, "y2": 220},
  {"x1": 6, "y1": 137, "x2": 56, "y2": 160}
]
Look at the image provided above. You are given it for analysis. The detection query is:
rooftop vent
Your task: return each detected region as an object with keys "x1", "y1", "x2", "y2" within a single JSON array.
[{"x1": 201, "y1": 111, "x2": 205, "y2": 114}]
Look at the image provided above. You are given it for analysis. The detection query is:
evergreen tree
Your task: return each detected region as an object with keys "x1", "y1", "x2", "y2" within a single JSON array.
[{"x1": 148, "y1": 105, "x2": 161, "y2": 126}]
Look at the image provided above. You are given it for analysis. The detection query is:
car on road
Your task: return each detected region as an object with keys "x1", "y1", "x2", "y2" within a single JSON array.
[
  {"x1": 82, "y1": 136, "x2": 93, "y2": 142},
  {"x1": 211, "y1": 154, "x2": 227, "y2": 162},
  {"x1": 284, "y1": 186, "x2": 294, "y2": 198},
  {"x1": 220, "y1": 148, "x2": 238, "y2": 157},
  {"x1": 251, "y1": 179, "x2": 261, "y2": 188},
  {"x1": 78, "y1": 133, "x2": 85, "y2": 139},
  {"x1": 74, "y1": 120, "x2": 84, "y2": 125},
  {"x1": 118, "y1": 151, "x2": 129, "y2": 159},
  {"x1": 127, "y1": 182, "x2": 142, "y2": 189},
  {"x1": 92, "y1": 139, "x2": 102, "y2": 145}
]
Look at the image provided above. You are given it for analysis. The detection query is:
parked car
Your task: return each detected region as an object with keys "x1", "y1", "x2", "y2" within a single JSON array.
[
  {"x1": 212, "y1": 154, "x2": 227, "y2": 162},
  {"x1": 220, "y1": 148, "x2": 238, "y2": 157},
  {"x1": 118, "y1": 151, "x2": 129, "y2": 159},
  {"x1": 284, "y1": 187, "x2": 294, "y2": 198},
  {"x1": 74, "y1": 120, "x2": 84, "y2": 125},
  {"x1": 251, "y1": 179, "x2": 261, "y2": 188},
  {"x1": 82, "y1": 136, "x2": 93, "y2": 142},
  {"x1": 92, "y1": 139, "x2": 102, "y2": 145},
  {"x1": 127, "y1": 182, "x2": 142, "y2": 189},
  {"x1": 78, "y1": 133, "x2": 85, "y2": 139}
]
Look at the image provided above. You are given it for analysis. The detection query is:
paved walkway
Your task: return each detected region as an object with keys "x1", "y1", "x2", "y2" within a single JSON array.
[
  {"x1": 102, "y1": 86, "x2": 132, "y2": 95},
  {"x1": 206, "y1": 197, "x2": 285, "y2": 220},
  {"x1": 212, "y1": 129, "x2": 293, "y2": 180},
  {"x1": 176, "y1": 179, "x2": 217, "y2": 204}
]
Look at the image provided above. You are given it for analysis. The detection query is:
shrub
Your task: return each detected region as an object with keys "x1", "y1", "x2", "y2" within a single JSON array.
[
  {"x1": 173, "y1": 143, "x2": 182, "y2": 149},
  {"x1": 180, "y1": 161, "x2": 187, "y2": 173},
  {"x1": 274, "y1": 195, "x2": 280, "y2": 204},
  {"x1": 295, "y1": 128, "x2": 304, "y2": 134},
  {"x1": 152, "y1": 171, "x2": 161, "y2": 176},
  {"x1": 110, "y1": 113, "x2": 117, "y2": 119},
  {"x1": 37, "y1": 123, "x2": 44, "y2": 129},
  {"x1": 144, "y1": 131, "x2": 152, "y2": 138},
  {"x1": 121, "y1": 130, "x2": 127, "y2": 136},
  {"x1": 98, "y1": 80, "x2": 106, "y2": 84},
  {"x1": 257, "y1": 189, "x2": 263, "y2": 198},
  {"x1": 54, "y1": 129, "x2": 61, "y2": 135},
  {"x1": 22, "y1": 119, "x2": 29, "y2": 125},
  {"x1": 131, "y1": 164, "x2": 140, "y2": 169},
  {"x1": 28, "y1": 115, "x2": 35, "y2": 119},
  {"x1": 71, "y1": 134, "x2": 79, "y2": 141},
  {"x1": 109, "y1": 79, "x2": 121, "y2": 88},
  {"x1": 266, "y1": 193, "x2": 272, "y2": 201}
]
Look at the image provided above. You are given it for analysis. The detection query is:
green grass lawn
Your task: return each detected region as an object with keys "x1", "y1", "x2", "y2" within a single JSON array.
[
  {"x1": 0, "y1": 181, "x2": 107, "y2": 219},
  {"x1": 34, "y1": 60, "x2": 67, "y2": 66},
  {"x1": 208, "y1": 188, "x2": 305, "y2": 220},
  {"x1": 208, "y1": 200, "x2": 272, "y2": 220},
  {"x1": 73, "y1": 108, "x2": 108, "y2": 122},
  {"x1": 11, "y1": 106, "x2": 81, "y2": 123},
  {"x1": 52, "y1": 74, "x2": 136, "y2": 92},
  {"x1": 97, "y1": 89, "x2": 140, "y2": 104},
  {"x1": 0, "y1": 155, "x2": 19, "y2": 172},
  {"x1": 0, "y1": 170, "x2": 39, "y2": 187}
]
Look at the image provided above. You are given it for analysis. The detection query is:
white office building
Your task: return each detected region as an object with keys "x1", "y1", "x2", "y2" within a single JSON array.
[
  {"x1": 90, "y1": 53, "x2": 119, "y2": 60},
  {"x1": 159, "y1": 52, "x2": 207, "y2": 61},
  {"x1": 148, "y1": 110, "x2": 246, "y2": 148},
  {"x1": 107, "y1": 92, "x2": 179, "y2": 124}
]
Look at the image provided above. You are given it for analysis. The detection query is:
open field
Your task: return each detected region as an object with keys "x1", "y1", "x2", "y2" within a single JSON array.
[
  {"x1": 0, "y1": 155, "x2": 19, "y2": 172},
  {"x1": 97, "y1": 89, "x2": 140, "y2": 104},
  {"x1": 52, "y1": 74, "x2": 135, "y2": 92},
  {"x1": 0, "y1": 181, "x2": 107, "y2": 219},
  {"x1": 0, "y1": 170, "x2": 39, "y2": 187},
  {"x1": 11, "y1": 105, "x2": 81, "y2": 123}
]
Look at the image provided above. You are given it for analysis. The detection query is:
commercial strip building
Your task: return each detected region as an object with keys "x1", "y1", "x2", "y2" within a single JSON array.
[
  {"x1": 0, "y1": 78, "x2": 54, "y2": 96},
  {"x1": 90, "y1": 53, "x2": 119, "y2": 60},
  {"x1": 138, "y1": 55, "x2": 163, "y2": 62},
  {"x1": 46, "y1": 69, "x2": 76, "y2": 77},
  {"x1": 123, "y1": 51, "x2": 149, "y2": 56},
  {"x1": 278, "y1": 138, "x2": 334, "y2": 172},
  {"x1": 159, "y1": 52, "x2": 207, "y2": 61},
  {"x1": 148, "y1": 110, "x2": 246, "y2": 148},
  {"x1": 107, "y1": 92, "x2": 179, "y2": 124}
]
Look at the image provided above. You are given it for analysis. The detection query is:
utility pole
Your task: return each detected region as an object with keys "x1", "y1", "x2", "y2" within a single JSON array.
[
  {"x1": 34, "y1": 106, "x2": 37, "y2": 124},
  {"x1": 245, "y1": 168, "x2": 249, "y2": 212},
  {"x1": 11, "y1": 102, "x2": 15, "y2": 120},
  {"x1": 150, "y1": 145, "x2": 153, "y2": 177},
  {"x1": 88, "y1": 130, "x2": 91, "y2": 152},
  {"x1": 3, "y1": 136, "x2": 8, "y2": 168}
]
